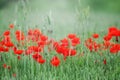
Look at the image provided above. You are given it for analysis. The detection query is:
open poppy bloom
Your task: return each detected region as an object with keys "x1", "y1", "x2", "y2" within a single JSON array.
[
  {"x1": 37, "y1": 58, "x2": 46, "y2": 64},
  {"x1": 68, "y1": 33, "x2": 76, "y2": 39},
  {"x1": 3, "y1": 30, "x2": 10, "y2": 36},
  {"x1": 32, "y1": 53, "x2": 45, "y2": 64},
  {"x1": 14, "y1": 49, "x2": 24, "y2": 55},
  {"x1": 50, "y1": 56, "x2": 60, "y2": 67},
  {"x1": 92, "y1": 33, "x2": 99, "y2": 39},
  {"x1": 71, "y1": 37, "x2": 80, "y2": 46}
]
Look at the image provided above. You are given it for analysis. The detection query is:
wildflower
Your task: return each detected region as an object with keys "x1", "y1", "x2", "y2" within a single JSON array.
[
  {"x1": 40, "y1": 35, "x2": 48, "y2": 41},
  {"x1": 3, "y1": 30, "x2": 10, "y2": 36},
  {"x1": 0, "y1": 46, "x2": 5, "y2": 52},
  {"x1": 110, "y1": 44, "x2": 119, "y2": 54},
  {"x1": 25, "y1": 49, "x2": 33, "y2": 55},
  {"x1": 33, "y1": 29, "x2": 42, "y2": 36},
  {"x1": 17, "y1": 56, "x2": 21, "y2": 60},
  {"x1": 103, "y1": 59, "x2": 106, "y2": 65},
  {"x1": 38, "y1": 41, "x2": 46, "y2": 46},
  {"x1": 60, "y1": 38, "x2": 69, "y2": 47},
  {"x1": 13, "y1": 46, "x2": 17, "y2": 51},
  {"x1": 61, "y1": 38, "x2": 68, "y2": 43},
  {"x1": 68, "y1": 34, "x2": 76, "y2": 39},
  {"x1": 15, "y1": 30, "x2": 25, "y2": 41},
  {"x1": 9, "y1": 24, "x2": 14, "y2": 29},
  {"x1": 3, "y1": 47, "x2": 9, "y2": 52},
  {"x1": 32, "y1": 53, "x2": 45, "y2": 64},
  {"x1": 53, "y1": 42, "x2": 59, "y2": 49},
  {"x1": 69, "y1": 49, "x2": 77, "y2": 56},
  {"x1": 71, "y1": 37, "x2": 80, "y2": 46},
  {"x1": 56, "y1": 45, "x2": 64, "y2": 54},
  {"x1": 108, "y1": 26, "x2": 117, "y2": 33},
  {"x1": 14, "y1": 49, "x2": 24, "y2": 55},
  {"x1": 92, "y1": 33, "x2": 99, "y2": 38},
  {"x1": 104, "y1": 34, "x2": 112, "y2": 41},
  {"x1": 32, "y1": 53, "x2": 42, "y2": 60},
  {"x1": 50, "y1": 56, "x2": 60, "y2": 67},
  {"x1": 3, "y1": 64, "x2": 7, "y2": 68},
  {"x1": 28, "y1": 29, "x2": 33, "y2": 35},
  {"x1": 32, "y1": 46, "x2": 42, "y2": 52},
  {"x1": 4, "y1": 41, "x2": 14, "y2": 47},
  {"x1": 103, "y1": 41, "x2": 111, "y2": 49},
  {"x1": 37, "y1": 58, "x2": 46, "y2": 64}
]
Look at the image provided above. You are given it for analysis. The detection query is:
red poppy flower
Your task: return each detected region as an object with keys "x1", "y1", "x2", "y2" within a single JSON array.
[
  {"x1": 0, "y1": 46, "x2": 5, "y2": 52},
  {"x1": 32, "y1": 53, "x2": 45, "y2": 64},
  {"x1": 13, "y1": 46, "x2": 17, "y2": 51},
  {"x1": 69, "y1": 49, "x2": 77, "y2": 56},
  {"x1": 60, "y1": 38, "x2": 69, "y2": 47},
  {"x1": 88, "y1": 45, "x2": 93, "y2": 52},
  {"x1": 53, "y1": 42, "x2": 59, "y2": 49},
  {"x1": 4, "y1": 41, "x2": 14, "y2": 47},
  {"x1": 25, "y1": 49, "x2": 33, "y2": 55},
  {"x1": 33, "y1": 29, "x2": 42, "y2": 36},
  {"x1": 28, "y1": 29, "x2": 33, "y2": 35},
  {"x1": 3, "y1": 47, "x2": 9, "y2": 52},
  {"x1": 17, "y1": 56, "x2": 21, "y2": 60},
  {"x1": 92, "y1": 33, "x2": 99, "y2": 38},
  {"x1": 103, "y1": 41, "x2": 111, "y2": 49},
  {"x1": 3, "y1": 64, "x2": 7, "y2": 68},
  {"x1": 108, "y1": 27, "x2": 120, "y2": 37},
  {"x1": 38, "y1": 41, "x2": 46, "y2": 46},
  {"x1": 4, "y1": 36, "x2": 11, "y2": 42},
  {"x1": 118, "y1": 30, "x2": 120, "y2": 36},
  {"x1": 9, "y1": 24, "x2": 14, "y2": 29},
  {"x1": 14, "y1": 49, "x2": 24, "y2": 55},
  {"x1": 103, "y1": 59, "x2": 106, "y2": 65},
  {"x1": 15, "y1": 30, "x2": 25, "y2": 41},
  {"x1": 61, "y1": 38, "x2": 68, "y2": 43},
  {"x1": 68, "y1": 34, "x2": 76, "y2": 39},
  {"x1": 71, "y1": 37, "x2": 80, "y2": 46},
  {"x1": 40, "y1": 35, "x2": 48, "y2": 41},
  {"x1": 56, "y1": 45, "x2": 64, "y2": 54},
  {"x1": 50, "y1": 56, "x2": 60, "y2": 67},
  {"x1": 32, "y1": 53, "x2": 42, "y2": 60},
  {"x1": 62, "y1": 48, "x2": 69, "y2": 57},
  {"x1": 104, "y1": 34, "x2": 112, "y2": 41},
  {"x1": 3, "y1": 30, "x2": 10, "y2": 36},
  {"x1": 109, "y1": 27, "x2": 118, "y2": 33},
  {"x1": 110, "y1": 44, "x2": 119, "y2": 54},
  {"x1": 37, "y1": 58, "x2": 46, "y2": 64},
  {"x1": 33, "y1": 46, "x2": 42, "y2": 52},
  {"x1": 61, "y1": 43, "x2": 69, "y2": 47}
]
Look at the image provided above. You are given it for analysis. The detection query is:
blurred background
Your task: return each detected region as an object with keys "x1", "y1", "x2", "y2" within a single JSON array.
[
  {"x1": 0, "y1": 0, "x2": 120, "y2": 39},
  {"x1": 1, "y1": 0, "x2": 120, "y2": 13}
]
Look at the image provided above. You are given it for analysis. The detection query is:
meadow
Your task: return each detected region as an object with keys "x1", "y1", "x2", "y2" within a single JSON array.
[{"x1": 0, "y1": 0, "x2": 120, "y2": 80}]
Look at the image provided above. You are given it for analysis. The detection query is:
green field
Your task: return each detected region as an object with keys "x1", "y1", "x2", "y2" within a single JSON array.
[{"x1": 0, "y1": 0, "x2": 120, "y2": 80}]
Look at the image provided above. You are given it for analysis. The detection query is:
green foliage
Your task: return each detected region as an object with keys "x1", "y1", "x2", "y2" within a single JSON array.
[{"x1": 85, "y1": 0, "x2": 120, "y2": 13}]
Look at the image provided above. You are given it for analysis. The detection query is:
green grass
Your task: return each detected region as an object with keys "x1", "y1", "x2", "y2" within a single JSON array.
[
  {"x1": 1, "y1": 48, "x2": 120, "y2": 80},
  {"x1": 0, "y1": 0, "x2": 120, "y2": 80}
]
